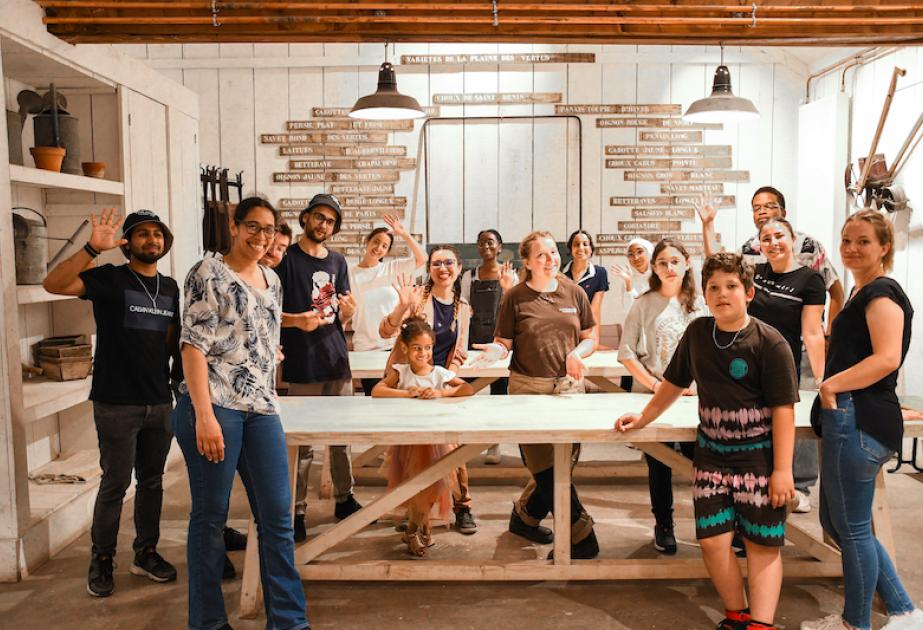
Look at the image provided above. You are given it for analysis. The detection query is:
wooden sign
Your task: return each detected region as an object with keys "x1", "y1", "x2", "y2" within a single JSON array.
[
  {"x1": 261, "y1": 132, "x2": 388, "y2": 144},
  {"x1": 337, "y1": 221, "x2": 376, "y2": 233},
  {"x1": 673, "y1": 194, "x2": 735, "y2": 207},
  {"x1": 617, "y1": 221, "x2": 683, "y2": 232},
  {"x1": 555, "y1": 104, "x2": 680, "y2": 116},
  {"x1": 286, "y1": 119, "x2": 414, "y2": 131},
  {"x1": 289, "y1": 158, "x2": 416, "y2": 170},
  {"x1": 343, "y1": 208, "x2": 404, "y2": 220},
  {"x1": 335, "y1": 244, "x2": 412, "y2": 257},
  {"x1": 624, "y1": 170, "x2": 750, "y2": 182},
  {"x1": 401, "y1": 53, "x2": 594, "y2": 65},
  {"x1": 433, "y1": 92, "x2": 562, "y2": 105},
  {"x1": 660, "y1": 183, "x2": 724, "y2": 194},
  {"x1": 610, "y1": 196, "x2": 675, "y2": 206},
  {"x1": 631, "y1": 208, "x2": 697, "y2": 219},
  {"x1": 610, "y1": 195, "x2": 735, "y2": 207},
  {"x1": 328, "y1": 233, "x2": 367, "y2": 245},
  {"x1": 280, "y1": 145, "x2": 408, "y2": 157},
  {"x1": 597, "y1": 233, "x2": 705, "y2": 244},
  {"x1": 313, "y1": 106, "x2": 440, "y2": 117},
  {"x1": 596, "y1": 118, "x2": 721, "y2": 130},
  {"x1": 273, "y1": 171, "x2": 400, "y2": 183},
  {"x1": 606, "y1": 145, "x2": 732, "y2": 157},
  {"x1": 639, "y1": 131, "x2": 702, "y2": 143},
  {"x1": 606, "y1": 157, "x2": 732, "y2": 169},
  {"x1": 278, "y1": 197, "x2": 404, "y2": 210},
  {"x1": 328, "y1": 183, "x2": 395, "y2": 195},
  {"x1": 597, "y1": 244, "x2": 705, "y2": 256}
]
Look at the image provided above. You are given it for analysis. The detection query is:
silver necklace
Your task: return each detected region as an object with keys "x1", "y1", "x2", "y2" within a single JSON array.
[
  {"x1": 127, "y1": 266, "x2": 160, "y2": 307},
  {"x1": 712, "y1": 316, "x2": 749, "y2": 350}
]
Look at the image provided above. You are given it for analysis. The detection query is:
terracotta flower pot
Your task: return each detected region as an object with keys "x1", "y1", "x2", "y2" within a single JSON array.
[
  {"x1": 81, "y1": 161, "x2": 106, "y2": 178},
  {"x1": 30, "y1": 146, "x2": 66, "y2": 172}
]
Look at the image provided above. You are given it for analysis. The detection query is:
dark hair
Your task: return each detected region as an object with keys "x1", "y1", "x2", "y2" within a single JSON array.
[
  {"x1": 567, "y1": 229, "x2": 595, "y2": 255},
  {"x1": 843, "y1": 208, "x2": 895, "y2": 273},
  {"x1": 702, "y1": 252, "x2": 755, "y2": 291},
  {"x1": 751, "y1": 186, "x2": 786, "y2": 214},
  {"x1": 234, "y1": 196, "x2": 279, "y2": 226},
  {"x1": 758, "y1": 217, "x2": 795, "y2": 239},
  {"x1": 365, "y1": 226, "x2": 394, "y2": 250},
  {"x1": 399, "y1": 316, "x2": 435, "y2": 345},
  {"x1": 419, "y1": 245, "x2": 463, "y2": 332},
  {"x1": 277, "y1": 222, "x2": 293, "y2": 240},
  {"x1": 647, "y1": 239, "x2": 700, "y2": 314},
  {"x1": 477, "y1": 229, "x2": 503, "y2": 245}
]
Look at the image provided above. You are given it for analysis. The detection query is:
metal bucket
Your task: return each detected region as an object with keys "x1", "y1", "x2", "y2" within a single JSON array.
[
  {"x1": 6, "y1": 109, "x2": 23, "y2": 165},
  {"x1": 33, "y1": 109, "x2": 81, "y2": 175},
  {"x1": 12, "y1": 207, "x2": 48, "y2": 285}
]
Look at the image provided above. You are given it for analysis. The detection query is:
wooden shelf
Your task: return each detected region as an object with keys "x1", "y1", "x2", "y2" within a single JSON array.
[
  {"x1": 9, "y1": 164, "x2": 124, "y2": 196},
  {"x1": 21, "y1": 376, "x2": 91, "y2": 424},
  {"x1": 16, "y1": 285, "x2": 78, "y2": 305}
]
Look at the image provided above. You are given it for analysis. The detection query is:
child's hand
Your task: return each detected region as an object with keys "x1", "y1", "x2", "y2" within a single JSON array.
[
  {"x1": 417, "y1": 388, "x2": 438, "y2": 399},
  {"x1": 614, "y1": 413, "x2": 642, "y2": 432},
  {"x1": 406, "y1": 387, "x2": 422, "y2": 398},
  {"x1": 769, "y1": 469, "x2": 795, "y2": 509}
]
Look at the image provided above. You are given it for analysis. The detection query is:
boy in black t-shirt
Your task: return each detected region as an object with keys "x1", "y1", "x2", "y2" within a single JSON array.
[
  {"x1": 616, "y1": 253, "x2": 799, "y2": 630},
  {"x1": 44, "y1": 209, "x2": 180, "y2": 598}
]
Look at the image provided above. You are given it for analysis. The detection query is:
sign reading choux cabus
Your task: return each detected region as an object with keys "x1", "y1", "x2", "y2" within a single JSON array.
[
  {"x1": 401, "y1": 53, "x2": 594, "y2": 65},
  {"x1": 606, "y1": 157, "x2": 733, "y2": 169},
  {"x1": 433, "y1": 92, "x2": 562, "y2": 105}
]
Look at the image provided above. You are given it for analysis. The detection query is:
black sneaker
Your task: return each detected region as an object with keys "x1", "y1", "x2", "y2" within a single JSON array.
[
  {"x1": 715, "y1": 619, "x2": 746, "y2": 630},
  {"x1": 547, "y1": 529, "x2": 600, "y2": 560},
  {"x1": 222, "y1": 554, "x2": 236, "y2": 580},
  {"x1": 223, "y1": 526, "x2": 248, "y2": 551},
  {"x1": 653, "y1": 523, "x2": 678, "y2": 555},
  {"x1": 334, "y1": 494, "x2": 363, "y2": 520},
  {"x1": 87, "y1": 554, "x2": 114, "y2": 597},
  {"x1": 293, "y1": 514, "x2": 307, "y2": 542},
  {"x1": 508, "y1": 509, "x2": 553, "y2": 544},
  {"x1": 454, "y1": 508, "x2": 477, "y2": 535},
  {"x1": 130, "y1": 548, "x2": 177, "y2": 583}
]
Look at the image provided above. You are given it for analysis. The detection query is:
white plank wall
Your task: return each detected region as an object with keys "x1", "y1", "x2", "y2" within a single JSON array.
[{"x1": 114, "y1": 43, "x2": 806, "y2": 328}]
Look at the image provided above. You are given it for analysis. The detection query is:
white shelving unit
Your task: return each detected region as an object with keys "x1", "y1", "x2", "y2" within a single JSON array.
[
  {"x1": 10, "y1": 164, "x2": 124, "y2": 196},
  {"x1": 20, "y1": 376, "x2": 92, "y2": 424},
  {"x1": 16, "y1": 285, "x2": 77, "y2": 305}
]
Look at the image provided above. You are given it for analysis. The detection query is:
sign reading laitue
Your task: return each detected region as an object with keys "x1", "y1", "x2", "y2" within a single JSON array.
[
  {"x1": 639, "y1": 131, "x2": 702, "y2": 143},
  {"x1": 400, "y1": 53, "x2": 594, "y2": 65},
  {"x1": 279, "y1": 197, "x2": 406, "y2": 210},
  {"x1": 328, "y1": 183, "x2": 394, "y2": 195},
  {"x1": 312, "y1": 106, "x2": 440, "y2": 117},
  {"x1": 289, "y1": 158, "x2": 416, "y2": 171},
  {"x1": 606, "y1": 157, "x2": 732, "y2": 169},
  {"x1": 606, "y1": 145, "x2": 732, "y2": 156},
  {"x1": 261, "y1": 132, "x2": 388, "y2": 144},
  {"x1": 555, "y1": 104, "x2": 680, "y2": 115},
  {"x1": 286, "y1": 120, "x2": 414, "y2": 131},
  {"x1": 624, "y1": 170, "x2": 750, "y2": 182},
  {"x1": 273, "y1": 171, "x2": 400, "y2": 183},
  {"x1": 280, "y1": 145, "x2": 408, "y2": 157},
  {"x1": 433, "y1": 93, "x2": 562, "y2": 105},
  {"x1": 596, "y1": 118, "x2": 722, "y2": 130}
]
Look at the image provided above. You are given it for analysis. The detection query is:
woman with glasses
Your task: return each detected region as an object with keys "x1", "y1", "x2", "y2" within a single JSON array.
[
  {"x1": 173, "y1": 197, "x2": 309, "y2": 630},
  {"x1": 618, "y1": 238, "x2": 707, "y2": 556},
  {"x1": 379, "y1": 245, "x2": 478, "y2": 535}
]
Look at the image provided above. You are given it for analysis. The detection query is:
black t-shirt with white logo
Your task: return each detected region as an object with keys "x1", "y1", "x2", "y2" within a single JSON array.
[{"x1": 80, "y1": 263, "x2": 180, "y2": 405}]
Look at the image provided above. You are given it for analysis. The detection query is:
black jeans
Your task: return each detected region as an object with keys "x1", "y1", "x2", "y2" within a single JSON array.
[
  {"x1": 91, "y1": 401, "x2": 173, "y2": 557},
  {"x1": 645, "y1": 441, "x2": 696, "y2": 527}
]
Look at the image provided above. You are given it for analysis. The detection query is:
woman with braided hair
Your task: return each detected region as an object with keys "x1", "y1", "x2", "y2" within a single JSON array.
[{"x1": 379, "y1": 245, "x2": 478, "y2": 534}]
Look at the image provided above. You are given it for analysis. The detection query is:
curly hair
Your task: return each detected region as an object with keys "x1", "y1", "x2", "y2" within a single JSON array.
[
  {"x1": 702, "y1": 252, "x2": 755, "y2": 291},
  {"x1": 399, "y1": 315, "x2": 435, "y2": 345},
  {"x1": 647, "y1": 239, "x2": 700, "y2": 314}
]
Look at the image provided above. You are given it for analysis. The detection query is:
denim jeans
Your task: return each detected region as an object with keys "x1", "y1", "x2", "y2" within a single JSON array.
[
  {"x1": 91, "y1": 401, "x2": 173, "y2": 557},
  {"x1": 819, "y1": 392, "x2": 915, "y2": 630},
  {"x1": 173, "y1": 395, "x2": 309, "y2": 630}
]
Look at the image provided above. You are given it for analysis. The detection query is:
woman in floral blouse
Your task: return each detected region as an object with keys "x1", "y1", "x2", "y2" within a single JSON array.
[{"x1": 173, "y1": 197, "x2": 308, "y2": 630}]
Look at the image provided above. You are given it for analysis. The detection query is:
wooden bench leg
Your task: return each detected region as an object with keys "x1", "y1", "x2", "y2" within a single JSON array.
[
  {"x1": 872, "y1": 466, "x2": 896, "y2": 565},
  {"x1": 552, "y1": 443, "x2": 572, "y2": 565},
  {"x1": 318, "y1": 445, "x2": 333, "y2": 499},
  {"x1": 353, "y1": 445, "x2": 387, "y2": 468}
]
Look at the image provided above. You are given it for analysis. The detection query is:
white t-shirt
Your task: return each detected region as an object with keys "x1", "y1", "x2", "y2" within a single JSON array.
[
  {"x1": 349, "y1": 257, "x2": 420, "y2": 351},
  {"x1": 393, "y1": 364, "x2": 456, "y2": 391}
]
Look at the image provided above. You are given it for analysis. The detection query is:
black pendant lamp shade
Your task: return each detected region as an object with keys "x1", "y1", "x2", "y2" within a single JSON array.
[
  {"x1": 349, "y1": 62, "x2": 425, "y2": 120},
  {"x1": 683, "y1": 64, "x2": 759, "y2": 124}
]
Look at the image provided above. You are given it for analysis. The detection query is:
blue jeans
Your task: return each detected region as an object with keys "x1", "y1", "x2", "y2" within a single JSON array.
[
  {"x1": 173, "y1": 395, "x2": 309, "y2": 630},
  {"x1": 819, "y1": 392, "x2": 915, "y2": 629}
]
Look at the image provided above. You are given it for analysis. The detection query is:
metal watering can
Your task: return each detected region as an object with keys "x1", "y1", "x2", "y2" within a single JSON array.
[{"x1": 11, "y1": 207, "x2": 90, "y2": 285}]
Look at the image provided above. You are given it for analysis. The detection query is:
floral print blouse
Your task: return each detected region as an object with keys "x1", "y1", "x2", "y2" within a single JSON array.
[{"x1": 180, "y1": 256, "x2": 282, "y2": 415}]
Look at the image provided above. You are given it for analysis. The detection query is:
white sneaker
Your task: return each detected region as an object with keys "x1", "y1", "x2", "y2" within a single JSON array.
[
  {"x1": 484, "y1": 444, "x2": 502, "y2": 465},
  {"x1": 801, "y1": 614, "x2": 847, "y2": 630},
  {"x1": 792, "y1": 489, "x2": 812, "y2": 513},
  {"x1": 882, "y1": 609, "x2": 923, "y2": 630}
]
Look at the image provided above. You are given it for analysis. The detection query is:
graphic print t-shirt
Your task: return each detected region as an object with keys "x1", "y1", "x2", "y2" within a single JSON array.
[
  {"x1": 80, "y1": 263, "x2": 180, "y2": 405},
  {"x1": 276, "y1": 244, "x2": 351, "y2": 383},
  {"x1": 664, "y1": 317, "x2": 799, "y2": 444}
]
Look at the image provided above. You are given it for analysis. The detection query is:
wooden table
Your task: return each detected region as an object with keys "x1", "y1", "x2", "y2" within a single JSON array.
[{"x1": 238, "y1": 392, "x2": 923, "y2": 618}]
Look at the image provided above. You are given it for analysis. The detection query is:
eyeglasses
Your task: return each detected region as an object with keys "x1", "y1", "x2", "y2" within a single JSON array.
[
  {"x1": 627, "y1": 249, "x2": 647, "y2": 259},
  {"x1": 430, "y1": 259, "x2": 456, "y2": 268},
  {"x1": 241, "y1": 221, "x2": 278, "y2": 238},
  {"x1": 752, "y1": 203, "x2": 781, "y2": 213},
  {"x1": 311, "y1": 212, "x2": 337, "y2": 227},
  {"x1": 654, "y1": 259, "x2": 685, "y2": 270}
]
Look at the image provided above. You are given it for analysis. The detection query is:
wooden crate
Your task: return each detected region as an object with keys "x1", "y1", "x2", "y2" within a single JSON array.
[{"x1": 38, "y1": 356, "x2": 93, "y2": 382}]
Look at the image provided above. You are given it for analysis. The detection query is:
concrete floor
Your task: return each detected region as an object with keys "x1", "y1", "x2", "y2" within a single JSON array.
[{"x1": 2, "y1": 445, "x2": 922, "y2": 630}]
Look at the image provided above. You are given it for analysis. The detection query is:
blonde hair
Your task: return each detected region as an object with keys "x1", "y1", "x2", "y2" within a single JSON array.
[
  {"x1": 842, "y1": 209, "x2": 895, "y2": 272},
  {"x1": 519, "y1": 230, "x2": 557, "y2": 282}
]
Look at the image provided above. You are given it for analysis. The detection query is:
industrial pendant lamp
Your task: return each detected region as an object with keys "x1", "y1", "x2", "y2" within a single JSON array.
[
  {"x1": 683, "y1": 46, "x2": 759, "y2": 124},
  {"x1": 349, "y1": 44, "x2": 425, "y2": 120}
]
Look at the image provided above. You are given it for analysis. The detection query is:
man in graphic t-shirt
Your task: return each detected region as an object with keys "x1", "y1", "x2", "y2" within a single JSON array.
[
  {"x1": 277, "y1": 194, "x2": 359, "y2": 541},
  {"x1": 44, "y1": 209, "x2": 180, "y2": 598}
]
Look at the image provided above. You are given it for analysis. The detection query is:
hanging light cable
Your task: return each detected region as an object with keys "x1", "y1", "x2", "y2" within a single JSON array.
[
  {"x1": 683, "y1": 45, "x2": 759, "y2": 124},
  {"x1": 349, "y1": 43, "x2": 425, "y2": 120}
]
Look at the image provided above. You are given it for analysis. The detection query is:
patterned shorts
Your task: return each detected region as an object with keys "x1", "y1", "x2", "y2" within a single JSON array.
[{"x1": 692, "y1": 431, "x2": 787, "y2": 547}]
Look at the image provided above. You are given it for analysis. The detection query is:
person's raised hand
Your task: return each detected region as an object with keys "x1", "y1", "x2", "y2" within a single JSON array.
[
  {"x1": 499, "y1": 261, "x2": 517, "y2": 291},
  {"x1": 694, "y1": 193, "x2": 717, "y2": 226},
  {"x1": 383, "y1": 214, "x2": 407, "y2": 236},
  {"x1": 88, "y1": 207, "x2": 128, "y2": 252},
  {"x1": 393, "y1": 273, "x2": 423, "y2": 312}
]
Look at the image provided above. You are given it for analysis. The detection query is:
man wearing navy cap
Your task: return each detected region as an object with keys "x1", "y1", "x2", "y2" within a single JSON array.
[{"x1": 44, "y1": 208, "x2": 180, "y2": 598}]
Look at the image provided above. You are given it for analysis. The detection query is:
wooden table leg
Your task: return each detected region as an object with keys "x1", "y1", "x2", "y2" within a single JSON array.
[
  {"x1": 353, "y1": 445, "x2": 387, "y2": 468},
  {"x1": 872, "y1": 466, "x2": 897, "y2": 565},
  {"x1": 318, "y1": 446, "x2": 333, "y2": 499},
  {"x1": 552, "y1": 443, "x2": 571, "y2": 565},
  {"x1": 467, "y1": 377, "x2": 497, "y2": 394}
]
